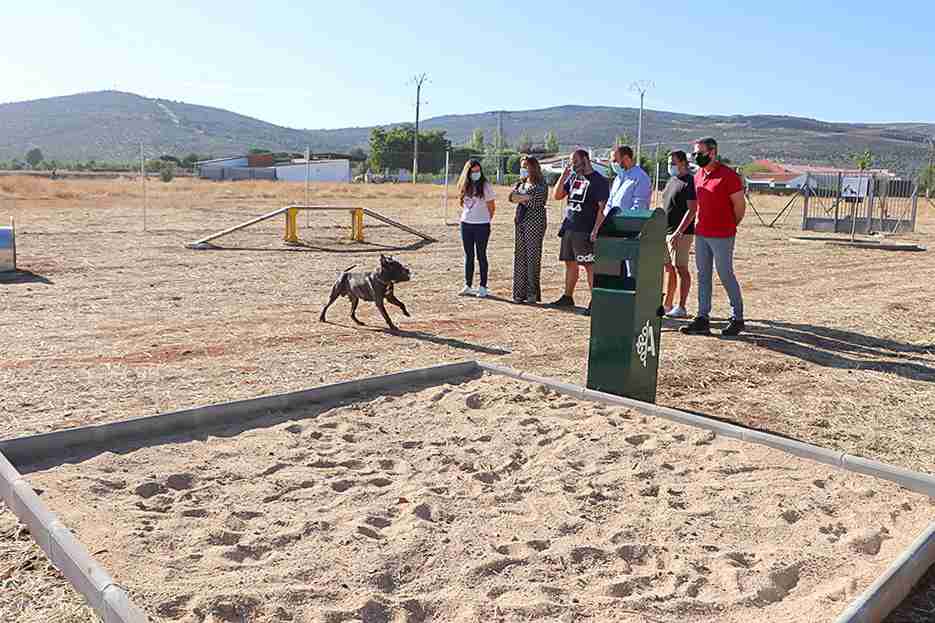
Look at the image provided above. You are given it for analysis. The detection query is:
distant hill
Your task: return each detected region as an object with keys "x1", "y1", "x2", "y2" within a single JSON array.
[
  {"x1": 1, "y1": 91, "x2": 932, "y2": 174},
  {"x1": 0, "y1": 91, "x2": 318, "y2": 163}
]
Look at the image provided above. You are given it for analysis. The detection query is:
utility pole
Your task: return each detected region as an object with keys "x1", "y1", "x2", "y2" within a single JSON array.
[
  {"x1": 140, "y1": 142, "x2": 147, "y2": 232},
  {"x1": 410, "y1": 73, "x2": 428, "y2": 184},
  {"x1": 497, "y1": 111, "x2": 504, "y2": 184},
  {"x1": 629, "y1": 80, "x2": 654, "y2": 163},
  {"x1": 305, "y1": 145, "x2": 311, "y2": 227}
]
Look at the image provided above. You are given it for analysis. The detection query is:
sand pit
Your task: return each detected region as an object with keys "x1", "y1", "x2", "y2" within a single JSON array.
[{"x1": 26, "y1": 374, "x2": 934, "y2": 623}]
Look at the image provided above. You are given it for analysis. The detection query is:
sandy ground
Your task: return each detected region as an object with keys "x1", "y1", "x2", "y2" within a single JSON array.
[
  {"x1": 25, "y1": 374, "x2": 935, "y2": 623},
  {"x1": 1, "y1": 177, "x2": 934, "y2": 621}
]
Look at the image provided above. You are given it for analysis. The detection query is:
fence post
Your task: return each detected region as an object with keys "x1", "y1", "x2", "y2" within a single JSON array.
[
  {"x1": 911, "y1": 180, "x2": 919, "y2": 233},
  {"x1": 834, "y1": 172, "x2": 843, "y2": 231},
  {"x1": 881, "y1": 176, "x2": 890, "y2": 227},
  {"x1": 442, "y1": 150, "x2": 450, "y2": 224},
  {"x1": 305, "y1": 146, "x2": 311, "y2": 228},
  {"x1": 801, "y1": 173, "x2": 811, "y2": 230}
]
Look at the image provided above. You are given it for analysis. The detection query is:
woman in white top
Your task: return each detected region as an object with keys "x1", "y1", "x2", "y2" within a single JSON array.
[{"x1": 457, "y1": 159, "x2": 496, "y2": 297}]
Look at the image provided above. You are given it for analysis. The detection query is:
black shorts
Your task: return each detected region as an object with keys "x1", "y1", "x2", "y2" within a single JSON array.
[{"x1": 559, "y1": 230, "x2": 594, "y2": 264}]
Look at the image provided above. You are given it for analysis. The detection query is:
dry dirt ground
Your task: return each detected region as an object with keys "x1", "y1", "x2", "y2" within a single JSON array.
[{"x1": 1, "y1": 177, "x2": 934, "y2": 622}]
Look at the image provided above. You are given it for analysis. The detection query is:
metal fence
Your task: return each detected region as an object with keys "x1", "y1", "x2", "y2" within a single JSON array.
[{"x1": 801, "y1": 172, "x2": 918, "y2": 235}]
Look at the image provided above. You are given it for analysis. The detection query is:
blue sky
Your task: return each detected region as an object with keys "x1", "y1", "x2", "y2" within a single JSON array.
[{"x1": 4, "y1": 1, "x2": 933, "y2": 129}]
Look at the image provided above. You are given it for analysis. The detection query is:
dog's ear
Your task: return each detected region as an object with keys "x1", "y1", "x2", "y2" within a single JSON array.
[{"x1": 380, "y1": 254, "x2": 387, "y2": 264}]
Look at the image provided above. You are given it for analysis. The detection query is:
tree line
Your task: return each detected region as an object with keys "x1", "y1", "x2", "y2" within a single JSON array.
[
  {"x1": 366, "y1": 125, "x2": 568, "y2": 180},
  {"x1": 5, "y1": 143, "x2": 932, "y2": 191},
  {"x1": 0, "y1": 148, "x2": 208, "y2": 180}
]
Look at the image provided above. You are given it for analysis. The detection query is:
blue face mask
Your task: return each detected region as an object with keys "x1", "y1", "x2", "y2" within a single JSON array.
[
  {"x1": 520, "y1": 168, "x2": 528, "y2": 178},
  {"x1": 612, "y1": 163, "x2": 626, "y2": 176},
  {"x1": 470, "y1": 171, "x2": 482, "y2": 182}
]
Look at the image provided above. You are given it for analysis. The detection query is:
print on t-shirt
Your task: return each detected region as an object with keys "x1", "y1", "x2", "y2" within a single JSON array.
[
  {"x1": 562, "y1": 171, "x2": 610, "y2": 233},
  {"x1": 567, "y1": 177, "x2": 591, "y2": 211}
]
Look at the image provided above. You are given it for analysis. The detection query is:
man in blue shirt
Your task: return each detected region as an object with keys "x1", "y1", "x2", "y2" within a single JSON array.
[{"x1": 605, "y1": 145, "x2": 651, "y2": 218}]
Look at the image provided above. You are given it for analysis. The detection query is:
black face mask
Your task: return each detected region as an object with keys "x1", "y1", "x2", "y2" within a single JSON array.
[{"x1": 693, "y1": 151, "x2": 712, "y2": 167}]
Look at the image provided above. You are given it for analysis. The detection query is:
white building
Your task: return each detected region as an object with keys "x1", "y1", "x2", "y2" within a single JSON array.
[
  {"x1": 274, "y1": 159, "x2": 351, "y2": 183},
  {"x1": 195, "y1": 156, "x2": 249, "y2": 172}
]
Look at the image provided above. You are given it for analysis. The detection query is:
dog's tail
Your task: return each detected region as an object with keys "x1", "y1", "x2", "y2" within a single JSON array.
[{"x1": 342, "y1": 264, "x2": 357, "y2": 273}]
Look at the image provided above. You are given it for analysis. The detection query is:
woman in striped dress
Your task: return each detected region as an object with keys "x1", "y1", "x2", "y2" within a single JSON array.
[{"x1": 509, "y1": 156, "x2": 548, "y2": 303}]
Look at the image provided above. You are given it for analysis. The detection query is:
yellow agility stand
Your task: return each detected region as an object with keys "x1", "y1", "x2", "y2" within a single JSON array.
[
  {"x1": 351, "y1": 208, "x2": 364, "y2": 242},
  {"x1": 285, "y1": 207, "x2": 364, "y2": 244},
  {"x1": 284, "y1": 208, "x2": 300, "y2": 244},
  {"x1": 187, "y1": 205, "x2": 435, "y2": 250}
]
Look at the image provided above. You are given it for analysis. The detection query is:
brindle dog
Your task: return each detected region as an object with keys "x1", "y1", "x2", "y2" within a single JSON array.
[{"x1": 319, "y1": 255, "x2": 412, "y2": 332}]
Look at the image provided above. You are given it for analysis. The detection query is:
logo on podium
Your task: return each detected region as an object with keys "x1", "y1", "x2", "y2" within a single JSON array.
[{"x1": 636, "y1": 320, "x2": 656, "y2": 367}]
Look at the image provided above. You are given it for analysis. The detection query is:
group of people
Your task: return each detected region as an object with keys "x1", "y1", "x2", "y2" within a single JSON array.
[{"x1": 455, "y1": 137, "x2": 745, "y2": 336}]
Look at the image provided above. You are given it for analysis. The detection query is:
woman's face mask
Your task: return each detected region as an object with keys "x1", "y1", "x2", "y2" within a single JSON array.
[
  {"x1": 470, "y1": 171, "x2": 482, "y2": 182},
  {"x1": 668, "y1": 164, "x2": 680, "y2": 177},
  {"x1": 520, "y1": 168, "x2": 528, "y2": 178}
]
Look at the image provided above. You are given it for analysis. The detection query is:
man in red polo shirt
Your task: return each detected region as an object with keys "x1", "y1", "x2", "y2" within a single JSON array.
[{"x1": 680, "y1": 137, "x2": 746, "y2": 336}]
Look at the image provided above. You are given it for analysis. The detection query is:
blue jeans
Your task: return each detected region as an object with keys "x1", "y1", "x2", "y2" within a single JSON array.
[
  {"x1": 461, "y1": 222, "x2": 491, "y2": 287},
  {"x1": 695, "y1": 235, "x2": 744, "y2": 320}
]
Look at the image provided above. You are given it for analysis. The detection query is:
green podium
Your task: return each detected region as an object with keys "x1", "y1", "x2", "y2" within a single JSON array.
[{"x1": 587, "y1": 209, "x2": 667, "y2": 403}]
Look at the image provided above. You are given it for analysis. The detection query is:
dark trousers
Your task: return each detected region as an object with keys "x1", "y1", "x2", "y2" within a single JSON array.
[{"x1": 460, "y1": 222, "x2": 491, "y2": 287}]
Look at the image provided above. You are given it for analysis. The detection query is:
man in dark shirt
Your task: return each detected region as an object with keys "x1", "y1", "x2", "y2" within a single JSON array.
[
  {"x1": 550, "y1": 149, "x2": 610, "y2": 315},
  {"x1": 661, "y1": 150, "x2": 697, "y2": 318}
]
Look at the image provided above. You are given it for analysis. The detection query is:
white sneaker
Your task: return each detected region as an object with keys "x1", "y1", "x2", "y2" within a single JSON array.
[
  {"x1": 666, "y1": 306, "x2": 689, "y2": 319},
  {"x1": 459, "y1": 285, "x2": 475, "y2": 296},
  {"x1": 476, "y1": 286, "x2": 489, "y2": 298}
]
